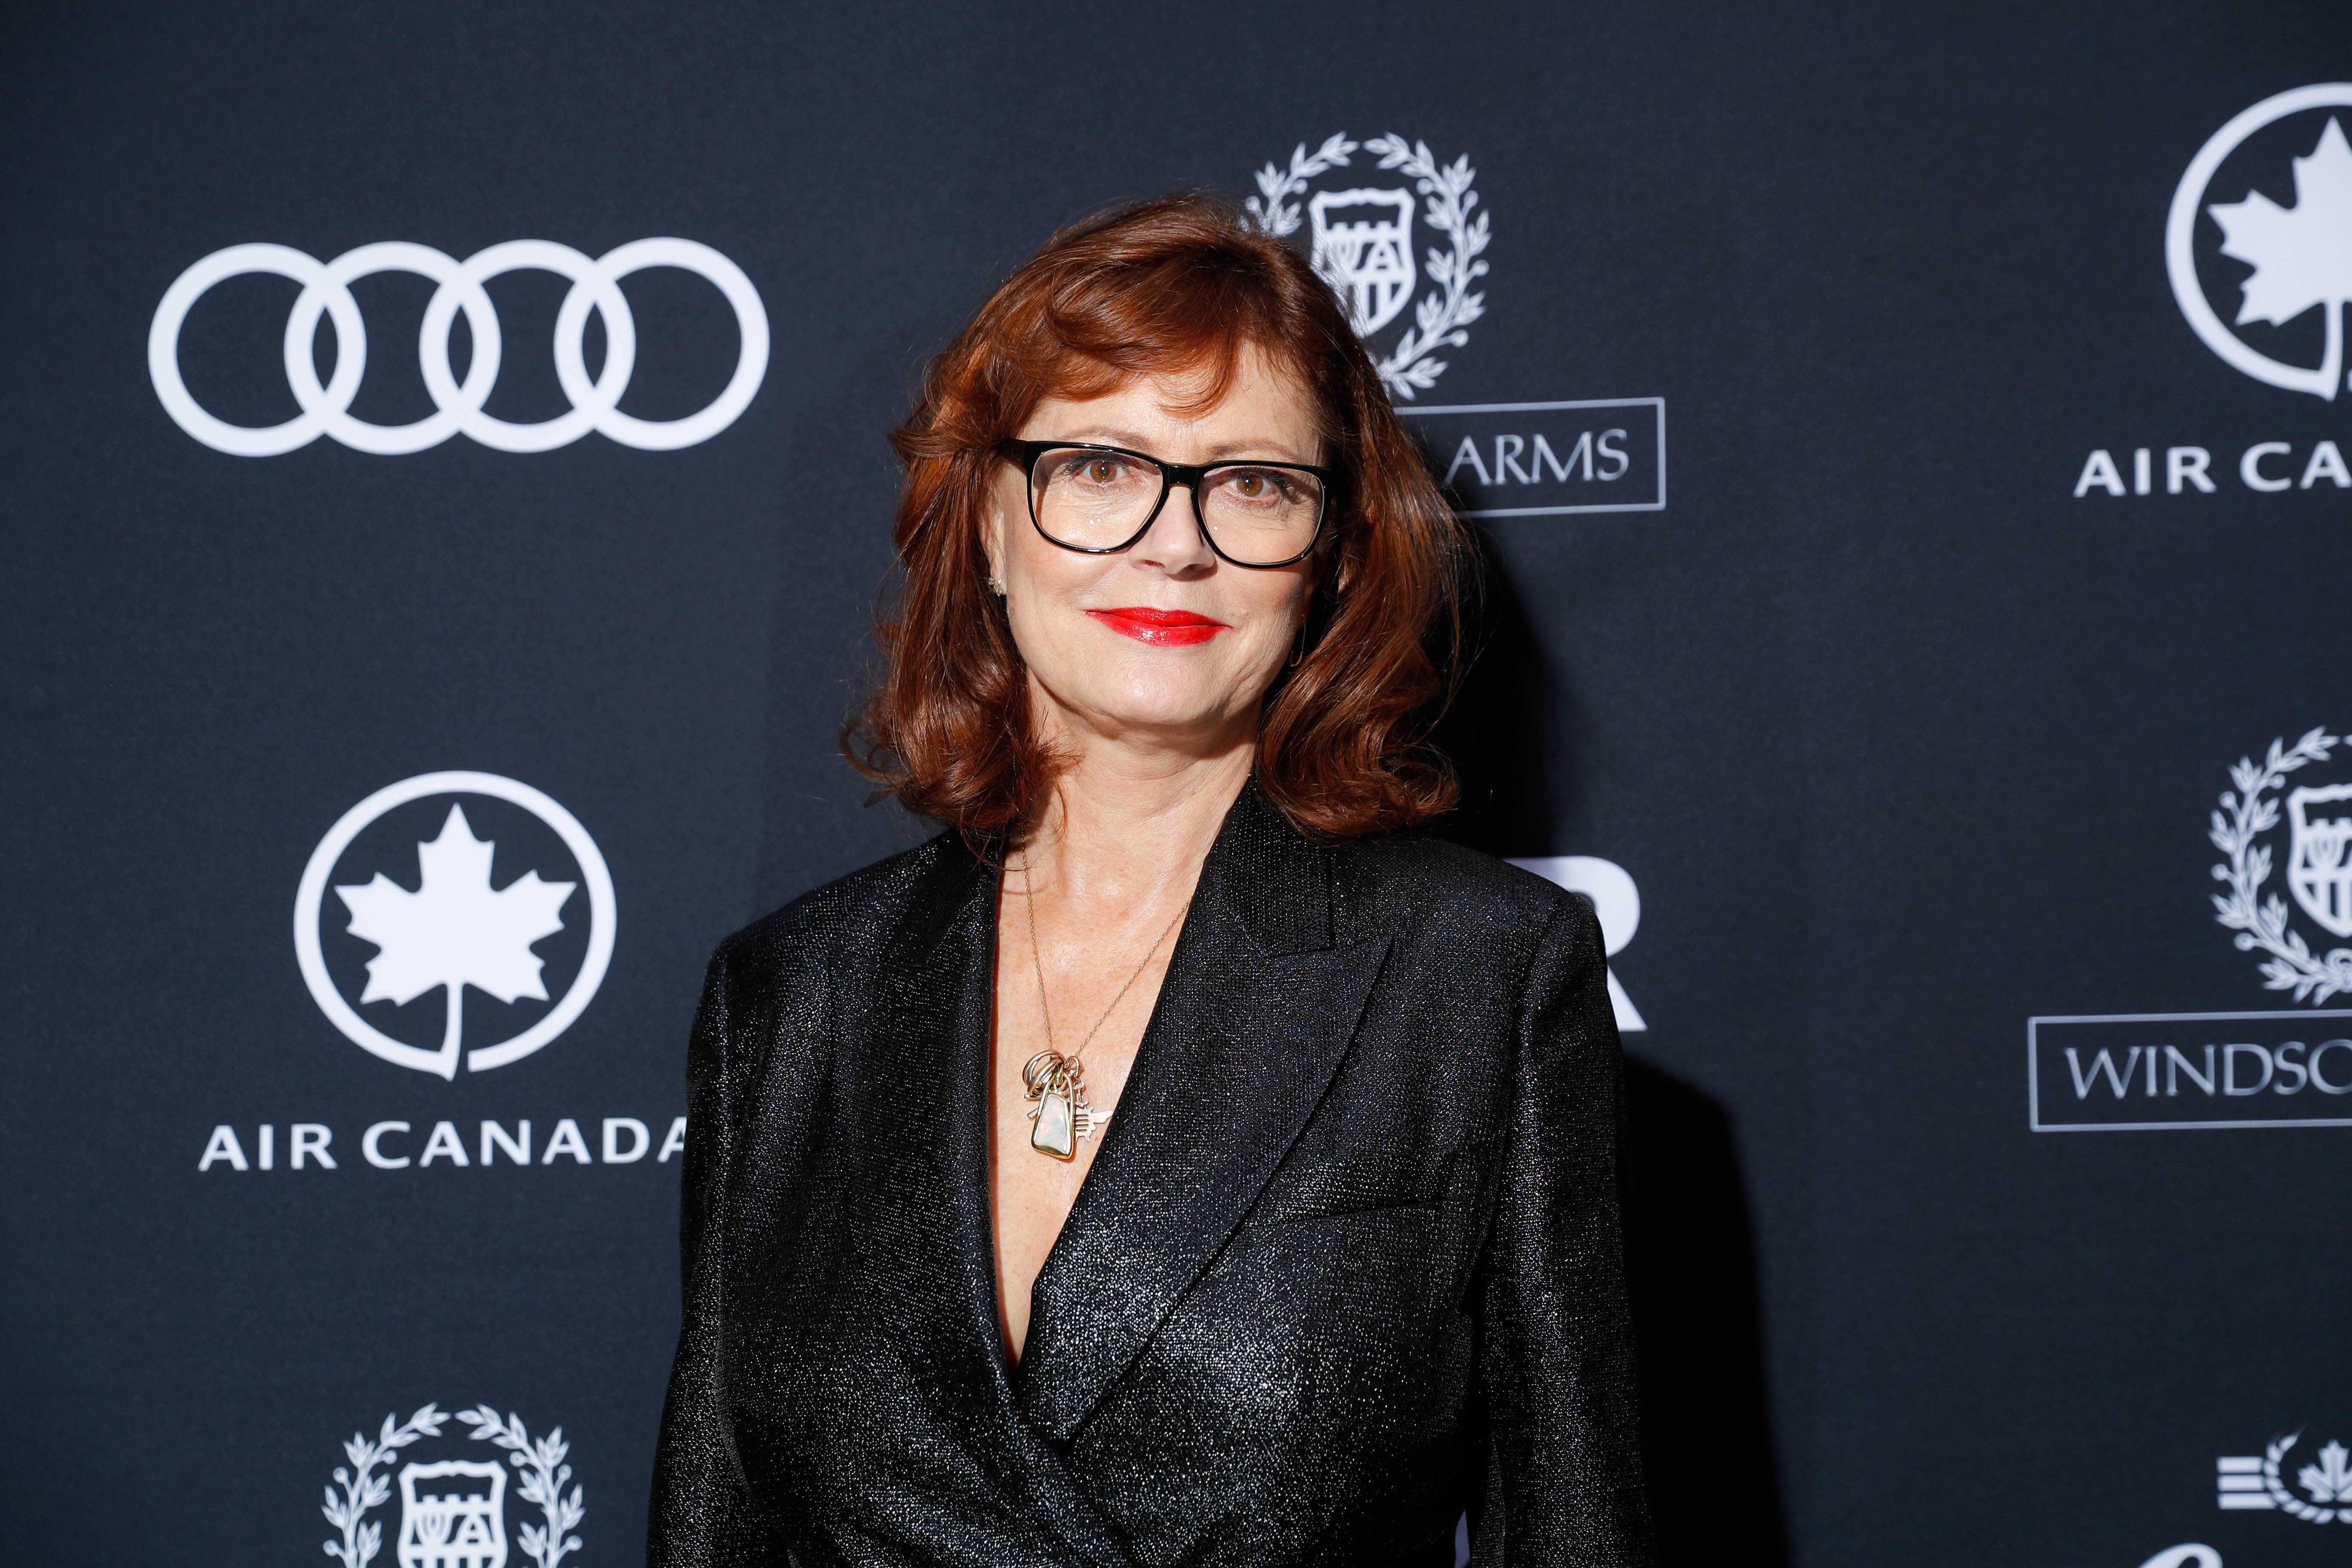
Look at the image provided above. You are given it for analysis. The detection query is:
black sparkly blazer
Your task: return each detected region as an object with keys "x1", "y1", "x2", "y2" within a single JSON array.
[{"x1": 649, "y1": 783, "x2": 1655, "y2": 1568}]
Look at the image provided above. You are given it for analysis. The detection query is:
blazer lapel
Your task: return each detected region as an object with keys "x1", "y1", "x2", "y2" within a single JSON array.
[
  {"x1": 834, "y1": 842, "x2": 1011, "y2": 1413},
  {"x1": 846, "y1": 837, "x2": 1139, "y2": 1568},
  {"x1": 1017, "y1": 786, "x2": 1394, "y2": 1441}
]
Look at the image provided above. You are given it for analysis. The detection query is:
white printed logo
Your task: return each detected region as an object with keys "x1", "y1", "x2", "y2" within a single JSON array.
[
  {"x1": 2168, "y1": 84, "x2": 2352, "y2": 401},
  {"x1": 2207, "y1": 729, "x2": 2352, "y2": 1003},
  {"x1": 398, "y1": 1463, "x2": 506, "y2": 1568},
  {"x1": 150, "y1": 238, "x2": 768, "y2": 453},
  {"x1": 1507, "y1": 856, "x2": 1645, "y2": 1031},
  {"x1": 322, "y1": 1403, "x2": 583, "y2": 1568},
  {"x1": 295, "y1": 772, "x2": 615, "y2": 1078},
  {"x1": 2217, "y1": 1430, "x2": 2352, "y2": 1522},
  {"x1": 1246, "y1": 133, "x2": 1490, "y2": 399}
]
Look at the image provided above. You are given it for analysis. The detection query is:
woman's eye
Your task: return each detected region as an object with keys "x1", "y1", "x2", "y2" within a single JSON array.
[
  {"x1": 1220, "y1": 469, "x2": 1291, "y2": 502},
  {"x1": 1057, "y1": 455, "x2": 1129, "y2": 485}
]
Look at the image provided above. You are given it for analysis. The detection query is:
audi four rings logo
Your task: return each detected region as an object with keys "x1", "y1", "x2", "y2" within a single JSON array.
[{"x1": 148, "y1": 238, "x2": 769, "y2": 455}]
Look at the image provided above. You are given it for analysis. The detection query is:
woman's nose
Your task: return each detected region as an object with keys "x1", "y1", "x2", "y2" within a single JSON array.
[{"x1": 1131, "y1": 484, "x2": 1215, "y2": 574}]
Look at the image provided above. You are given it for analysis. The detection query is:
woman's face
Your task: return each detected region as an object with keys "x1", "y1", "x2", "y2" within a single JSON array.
[{"x1": 983, "y1": 349, "x2": 1322, "y2": 754}]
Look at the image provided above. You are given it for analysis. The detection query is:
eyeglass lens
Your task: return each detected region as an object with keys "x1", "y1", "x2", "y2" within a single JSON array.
[{"x1": 1029, "y1": 447, "x2": 1323, "y2": 565}]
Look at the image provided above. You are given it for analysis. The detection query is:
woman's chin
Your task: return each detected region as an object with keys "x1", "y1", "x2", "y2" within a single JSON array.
[{"x1": 1057, "y1": 678, "x2": 1259, "y2": 747}]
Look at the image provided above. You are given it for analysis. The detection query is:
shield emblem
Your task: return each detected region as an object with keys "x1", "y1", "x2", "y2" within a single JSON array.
[
  {"x1": 1308, "y1": 187, "x2": 1417, "y2": 335},
  {"x1": 2288, "y1": 784, "x2": 2352, "y2": 937},
  {"x1": 397, "y1": 1460, "x2": 508, "y2": 1568}
]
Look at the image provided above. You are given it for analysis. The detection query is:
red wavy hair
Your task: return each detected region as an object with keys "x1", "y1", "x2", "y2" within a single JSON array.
[{"x1": 844, "y1": 193, "x2": 1469, "y2": 840}]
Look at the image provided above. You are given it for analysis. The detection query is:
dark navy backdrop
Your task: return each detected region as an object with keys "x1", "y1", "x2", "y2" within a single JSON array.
[{"x1": 6, "y1": 3, "x2": 2351, "y2": 1565}]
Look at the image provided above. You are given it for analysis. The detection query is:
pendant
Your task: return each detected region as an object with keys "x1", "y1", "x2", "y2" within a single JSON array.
[{"x1": 1021, "y1": 1050, "x2": 1103, "y2": 1161}]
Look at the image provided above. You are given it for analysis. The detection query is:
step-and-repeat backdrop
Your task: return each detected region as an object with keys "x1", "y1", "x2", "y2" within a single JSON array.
[{"x1": 5, "y1": 3, "x2": 2349, "y2": 1565}]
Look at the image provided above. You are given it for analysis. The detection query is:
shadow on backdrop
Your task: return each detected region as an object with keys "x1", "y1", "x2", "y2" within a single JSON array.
[
  {"x1": 1425, "y1": 526, "x2": 1575, "y2": 861},
  {"x1": 1431, "y1": 527, "x2": 1791, "y2": 1568},
  {"x1": 1619, "y1": 1062, "x2": 1792, "y2": 1568}
]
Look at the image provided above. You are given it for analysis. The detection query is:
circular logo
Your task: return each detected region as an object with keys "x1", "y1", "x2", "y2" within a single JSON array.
[
  {"x1": 294, "y1": 772, "x2": 615, "y2": 1078},
  {"x1": 150, "y1": 237, "x2": 769, "y2": 455},
  {"x1": 2167, "y1": 83, "x2": 2352, "y2": 401},
  {"x1": 1244, "y1": 133, "x2": 1491, "y2": 399}
]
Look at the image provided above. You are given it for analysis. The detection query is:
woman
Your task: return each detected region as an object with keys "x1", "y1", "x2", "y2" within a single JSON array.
[{"x1": 650, "y1": 196, "x2": 1652, "y2": 1568}]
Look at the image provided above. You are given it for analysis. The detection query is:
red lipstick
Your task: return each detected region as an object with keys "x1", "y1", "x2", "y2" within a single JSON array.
[{"x1": 1085, "y1": 606, "x2": 1230, "y2": 646}]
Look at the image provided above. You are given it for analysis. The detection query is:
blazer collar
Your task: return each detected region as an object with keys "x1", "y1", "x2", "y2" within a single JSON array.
[
  {"x1": 852, "y1": 839, "x2": 1137, "y2": 1568},
  {"x1": 1015, "y1": 782, "x2": 1392, "y2": 1439},
  {"x1": 1198, "y1": 777, "x2": 1336, "y2": 957},
  {"x1": 852, "y1": 784, "x2": 1389, "y2": 1511}
]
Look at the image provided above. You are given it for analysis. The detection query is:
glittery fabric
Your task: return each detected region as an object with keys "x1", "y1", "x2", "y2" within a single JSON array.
[{"x1": 649, "y1": 783, "x2": 1655, "y2": 1568}]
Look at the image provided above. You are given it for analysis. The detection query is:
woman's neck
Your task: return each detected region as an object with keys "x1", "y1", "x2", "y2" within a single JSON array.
[{"x1": 1017, "y1": 726, "x2": 1252, "y2": 916}]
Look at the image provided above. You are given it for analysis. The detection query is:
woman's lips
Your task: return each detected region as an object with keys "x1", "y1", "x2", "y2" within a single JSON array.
[{"x1": 1085, "y1": 606, "x2": 1231, "y2": 646}]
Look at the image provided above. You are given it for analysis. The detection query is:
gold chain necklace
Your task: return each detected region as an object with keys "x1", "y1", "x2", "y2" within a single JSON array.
[{"x1": 1016, "y1": 850, "x2": 1189, "y2": 1161}]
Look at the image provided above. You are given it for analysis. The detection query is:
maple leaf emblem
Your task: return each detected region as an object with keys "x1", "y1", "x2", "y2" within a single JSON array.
[
  {"x1": 2207, "y1": 116, "x2": 2352, "y2": 401},
  {"x1": 335, "y1": 804, "x2": 576, "y2": 1079},
  {"x1": 2301, "y1": 1438, "x2": 2352, "y2": 1504}
]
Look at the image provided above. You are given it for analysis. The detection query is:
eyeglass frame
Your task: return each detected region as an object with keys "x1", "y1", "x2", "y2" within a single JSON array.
[{"x1": 995, "y1": 438, "x2": 1336, "y2": 570}]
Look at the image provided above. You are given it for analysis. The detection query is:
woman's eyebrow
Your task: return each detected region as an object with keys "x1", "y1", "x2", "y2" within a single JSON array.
[
  {"x1": 1049, "y1": 425, "x2": 1155, "y2": 448},
  {"x1": 1200, "y1": 438, "x2": 1312, "y2": 462},
  {"x1": 1045, "y1": 426, "x2": 1313, "y2": 464}
]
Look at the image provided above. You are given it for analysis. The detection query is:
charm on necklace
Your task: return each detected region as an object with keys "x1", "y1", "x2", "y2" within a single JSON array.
[
  {"x1": 1014, "y1": 849, "x2": 1168, "y2": 1164},
  {"x1": 1021, "y1": 1049, "x2": 1102, "y2": 1161}
]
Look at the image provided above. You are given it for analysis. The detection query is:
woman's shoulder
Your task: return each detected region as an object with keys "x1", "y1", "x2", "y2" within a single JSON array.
[
  {"x1": 1327, "y1": 830, "x2": 1599, "y2": 951},
  {"x1": 710, "y1": 829, "x2": 975, "y2": 979}
]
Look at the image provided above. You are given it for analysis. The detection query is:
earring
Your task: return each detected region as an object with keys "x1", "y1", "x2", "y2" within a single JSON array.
[
  {"x1": 1287, "y1": 620, "x2": 1309, "y2": 668},
  {"x1": 988, "y1": 575, "x2": 1006, "y2": 597}
]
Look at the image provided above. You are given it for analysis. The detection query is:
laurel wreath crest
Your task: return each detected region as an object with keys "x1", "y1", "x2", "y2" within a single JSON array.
[
  {"x1": 318, "y1": 1402, "x2": 585, "y2": 1568},
  {"x1": 1246, "y1": 132, "x2": 1491, "y2": 400},
  {"x1": 2209, "y1": 727, "x2": 2352, "y2": 1002},
  {"x1": 322, "y1": 1404, "x2": 445, "y2": 1568}
]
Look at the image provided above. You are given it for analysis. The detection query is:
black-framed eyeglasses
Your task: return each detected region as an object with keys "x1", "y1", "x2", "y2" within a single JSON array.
[{"x1": 997, "y1": 439, "x2": 1334, "y2": 570}]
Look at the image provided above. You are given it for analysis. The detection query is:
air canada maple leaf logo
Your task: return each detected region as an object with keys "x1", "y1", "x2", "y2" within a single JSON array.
[
  {"x1": 2169, "y1": 84, "x2": 2352, "y2": 401},
  {"x1": 2209, "y1": 118, "x2": 2352, "y2": 378},
  {"x1": 337, "y1": 805, "x2": 576, "y2": 1066},
  {"x1": 294, "y1": 772, "x2": 616, "y2": 1078}
]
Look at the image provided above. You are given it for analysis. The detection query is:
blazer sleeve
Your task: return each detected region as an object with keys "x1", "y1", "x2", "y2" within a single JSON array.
[
  {"x1": 1473, "y1": 898, "x2": 1657, "y2": 1567},
  {"x1": 648, "y1": 939, "x2": 790, "y2": 1568}
]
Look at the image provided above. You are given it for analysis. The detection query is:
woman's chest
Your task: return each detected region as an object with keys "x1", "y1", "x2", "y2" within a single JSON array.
[
  {"x1": 723, "y1": 924, "x2": 1522, "y2": 1427},
  {"x1": 735, "y1": 985, "x2": 1510, "y2": 1342},
  {"x1": 722, "y1": 1044, "x2": 1506, "y2": 1555}
]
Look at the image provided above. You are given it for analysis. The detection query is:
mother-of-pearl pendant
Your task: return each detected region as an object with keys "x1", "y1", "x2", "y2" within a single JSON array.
[
  {"x1": 1021, "y1": 1049, "x2": 1100, "y2": 1161},
  {"x1": 1032, "y1": 1079, "x2": 1077, "y2": 1159}
]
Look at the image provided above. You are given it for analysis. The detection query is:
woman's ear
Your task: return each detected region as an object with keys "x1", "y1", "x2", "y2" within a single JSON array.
[{"x1": 980, "y1": 472, "x2": 1009, "y2": 588}]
